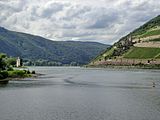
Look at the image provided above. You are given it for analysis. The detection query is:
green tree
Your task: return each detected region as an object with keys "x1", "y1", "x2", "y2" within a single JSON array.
[
  {"x1": 6, "y1": 57, "x2": 16, "y2": 67},
  {"x1": 0, "y1": 53, "x2": 7, "y2": 70}
]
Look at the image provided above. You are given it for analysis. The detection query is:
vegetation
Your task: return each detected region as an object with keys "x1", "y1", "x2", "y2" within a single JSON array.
[
  {"x1": 124, "y1": 47, "x2": 160, "y2": 59},
  {"x1": 149, "y1": 38, "x2": 160, "y2": 42},
  {"x1": 0, "y1": 53, "x2": 32, "y2": 80},
  {"x1": 0, "y1": 71, "x2": 8, "y2": 79},
  {"x1": 90, "y1": 15, "x2": 160, "y2": 67},
  {"x1": 0, "y1": 53, "x2": 7, "y2": 70},
  {"x1": 0, "y1": 27, "x2": 109, "y2": 65},
  {"x1": 132, "y1": 15, "x2": 160, "y2": 37},
  {"x1": 140, "y1": 29, "x2": 160, "y2": 38},
  {"x1": 7, "y1": 70, "x2": 32, "y2": 78},
  {"x1": 101, "y1": 47, "x2": 115, "y2": 59},
  {"x1": 93, "y1": 47, "x2": 116, "y2": 62}
]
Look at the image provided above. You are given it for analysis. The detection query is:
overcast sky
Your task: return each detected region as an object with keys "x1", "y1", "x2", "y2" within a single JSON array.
[{"x1": 0, "y1": 0, "x2": 160, "y2": 44}]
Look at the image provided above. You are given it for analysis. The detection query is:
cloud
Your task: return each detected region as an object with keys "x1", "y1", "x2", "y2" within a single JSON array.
[
  {"x1": 0, "y1": 0, "x2": 160, "y2": 44},
  {"x1": 87, "y1": 9, "x2": 119, "y2": 29},
  {"x1": 36, "y1": 2, "x2": 67, "y2": 18}
]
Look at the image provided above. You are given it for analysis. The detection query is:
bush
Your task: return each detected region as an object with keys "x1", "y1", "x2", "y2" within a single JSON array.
[
  {"x1": 0, "y1": 71, "x2": 8, "y2": 79},
  {"x1": 31, "y1": 71, "x2": 35, "y2": 74},
  {"x1": 0, "y1": 74, "x2": 3, "y2": 79},
  {"x1": 8, "y1": 70, "x2": 26, "y2": 78},
  {"x1": 7, "y1": 67, "x2": 14, "y2": 71},
  {"x1": 27, "y1": 70, "x2": 30, "y2": 74}
]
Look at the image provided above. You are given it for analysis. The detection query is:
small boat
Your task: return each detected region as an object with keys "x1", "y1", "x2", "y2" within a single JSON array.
[{"x1": 152, "y1": 82, "x2": 155, "y2": 87}]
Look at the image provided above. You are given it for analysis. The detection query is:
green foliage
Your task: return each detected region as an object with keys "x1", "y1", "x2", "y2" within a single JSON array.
[
  {"x1": 124, "y1": 47, "x2": 160, "y2": 59},
  {"x1": 23, "y1": 59, "x2": 63, "y2": 66},
  {"x1": 8, "y1": 70, "x2": 31, "y2": 78},
  {"x1": 5, "y1": 57, "x2": 16, "y2": 66},
  {"x1": 7, "y1": 67, "x2": 14, "y2": 71},
  {"x1": 0, "y1": 71, "x2": 8, "y2": 79},
  {"x1": 132, "y1": 15, "x2": 160, "y2": 36},
  {"x1": 0, "y1": 53, "x2": 32, "y2": 80},
  {"x1": 0, "y1": 53, "x2": 7, "y2": 70},
  {"x1": 0, "y1": 27, "x2": 109, "y2": 65},
  {"x1": 140, "y1": 29, "x2": 160, "y2": 38},
  {"x1": 149, "y1": 38, "x2": 160, "y2": 42},
  {"x1": 94, "y1": 47, "x2": 115, "y2": 61},
  {"x1": 0, "y1": 53, "x2": 7, "y2": 58},
  {"x1": 31, "y1": 71, "x2": 35, "y2": 74},
  {"x1": 0, "y1": 53, "x2": 17, "y2": 70},
  {"x1": 91, "y1": 15, "x2": 160, "y2": 64}
]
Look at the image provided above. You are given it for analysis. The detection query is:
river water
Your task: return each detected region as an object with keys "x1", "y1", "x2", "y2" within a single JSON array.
[{"x1": 0, "y1": 67, "x2": 160, "y2": 120}]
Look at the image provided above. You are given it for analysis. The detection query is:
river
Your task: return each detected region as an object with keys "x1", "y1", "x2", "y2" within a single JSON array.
[{"x1": 0, "y1": 67, "x2": 160, "y2": 120}]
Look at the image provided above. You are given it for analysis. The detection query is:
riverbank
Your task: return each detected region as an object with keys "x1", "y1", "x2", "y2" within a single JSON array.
[
  {"x1": 0, "y1": 74, "x2": 41, "y2": 84},
  {"x1": 87, "y1": 64, "x2": 160, "y2": 69},
  {"x1": 0, "y1": 69, "x2": 39, "y2": 84}
]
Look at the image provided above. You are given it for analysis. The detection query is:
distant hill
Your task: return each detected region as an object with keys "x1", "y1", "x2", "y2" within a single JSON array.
[
  {"x1": 90, "y1": 15, "x2": 160, "y2": 67},
  {"x1": 0, "y1": 27, "x2": 109, "y2": 65}
]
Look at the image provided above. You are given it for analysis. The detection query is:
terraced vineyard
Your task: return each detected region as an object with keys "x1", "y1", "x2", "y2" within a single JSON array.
[
  {"x1": 124, "y1": 47, "x2": 160, "y2": 59},
  {"x1": 89, "y1": 15, "x2": 160, "y2": 67},
  {"x1": 141, "y1": 29, "x2": 160, "y2": 38}
]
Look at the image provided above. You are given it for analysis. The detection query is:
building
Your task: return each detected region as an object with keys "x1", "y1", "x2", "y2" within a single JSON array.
[{"x1": 16, "y1": 57, "x2": 21, "y2": 67}]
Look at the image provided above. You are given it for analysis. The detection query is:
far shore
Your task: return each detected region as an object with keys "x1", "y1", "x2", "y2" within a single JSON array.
[{"x1": 87, "y1": 64, "x2": 160, "y2": 70}]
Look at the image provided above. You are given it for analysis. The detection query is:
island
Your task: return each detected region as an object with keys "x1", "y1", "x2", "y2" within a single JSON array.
[{"x1": 0, "y1": 53, "x2": 35, "y2": 84}]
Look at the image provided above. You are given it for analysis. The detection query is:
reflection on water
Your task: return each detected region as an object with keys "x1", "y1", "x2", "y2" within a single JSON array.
[{"x1": 0, "y1": 67, "x2": 160, "y2": 120}]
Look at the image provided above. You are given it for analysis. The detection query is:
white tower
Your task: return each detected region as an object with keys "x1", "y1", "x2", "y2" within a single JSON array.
[{"x1": 16, "y1": 57, "x2": 21, "y2": 67}]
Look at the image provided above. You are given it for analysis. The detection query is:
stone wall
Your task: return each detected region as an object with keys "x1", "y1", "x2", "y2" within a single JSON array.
[{"x1": 92, "y1": 58, "x2": 160, "y2": 66}]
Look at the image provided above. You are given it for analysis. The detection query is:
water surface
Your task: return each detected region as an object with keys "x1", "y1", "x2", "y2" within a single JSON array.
[{"x1": 0, "y1": 67, "x2": 160, "y2": 120}]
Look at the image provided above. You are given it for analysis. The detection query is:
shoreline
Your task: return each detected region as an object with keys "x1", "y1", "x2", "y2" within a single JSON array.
[
  {"x1": 0, "y1": 73, "x2": 43, "y2": 84},
  {"x1": 87, "y1": 64, "x2": 160, "y2": 70}
]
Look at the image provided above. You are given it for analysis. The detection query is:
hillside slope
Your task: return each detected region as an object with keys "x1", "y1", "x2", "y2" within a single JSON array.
[
  {"x1": 0, "y1": 27, "x2": 109, "y2": 65},
  {"x1": 90, "y1": 15, "x2": 160, "y2": 66}
]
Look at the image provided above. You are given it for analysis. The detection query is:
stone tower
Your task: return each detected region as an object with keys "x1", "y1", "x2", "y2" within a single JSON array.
[{"x1": 16, "y1": 57, "x2": 21, "y2": 67}]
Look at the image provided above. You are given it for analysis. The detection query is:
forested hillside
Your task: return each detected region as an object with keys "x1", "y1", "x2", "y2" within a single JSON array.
[{"x1": 0, "y1": 27, "x2": 109, "y2": 65}]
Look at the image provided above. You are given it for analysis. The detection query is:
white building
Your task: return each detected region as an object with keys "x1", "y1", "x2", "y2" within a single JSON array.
[{"x1": 16, "y1": 57, "x2": 21, "y2": 67}]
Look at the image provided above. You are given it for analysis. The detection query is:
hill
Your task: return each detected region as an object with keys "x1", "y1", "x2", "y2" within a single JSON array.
[
  {"x1": 89, "y1": 15, "x2": 160, "y2": 67},
  {"x1": 0, "y1": 27, "x2": 109, "y2": 65}
]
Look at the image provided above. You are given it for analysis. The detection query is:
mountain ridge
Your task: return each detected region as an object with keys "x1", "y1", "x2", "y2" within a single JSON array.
[{"x1": 0, "y1": 27, "x2": 109, "y2": 65}]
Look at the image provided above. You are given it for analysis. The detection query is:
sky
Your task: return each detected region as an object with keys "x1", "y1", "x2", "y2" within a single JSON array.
[{"x1": 0, "y1": 0, "x2": 160, "y2": 44}]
